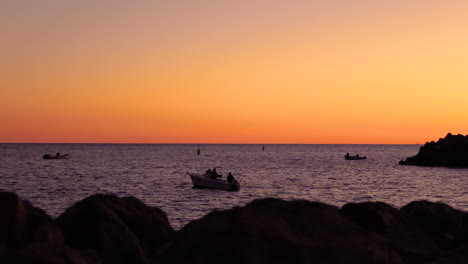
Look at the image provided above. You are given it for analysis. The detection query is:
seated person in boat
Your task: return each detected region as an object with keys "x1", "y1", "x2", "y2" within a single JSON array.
[
  {"x1": 227, "y1": 172, "x2": 234, "y2": 183},
  {"x1": 205, "y1": 168, "x2": 220, "y2": 179},
  {"x1": 211, "y1": 168, "x2": 221, "y2": 179}
]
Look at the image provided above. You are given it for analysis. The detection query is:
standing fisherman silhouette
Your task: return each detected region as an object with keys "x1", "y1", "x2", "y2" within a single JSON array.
[
  {"x1": 227, "y1": 172, "x2": 234, "y2": 183},
  {"x1": 197, "y1": 146, "x2": 200, "y2": 155}
]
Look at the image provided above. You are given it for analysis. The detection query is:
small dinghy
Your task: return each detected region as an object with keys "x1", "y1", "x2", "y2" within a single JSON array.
[
  {"x1": 187, "y1": 172, "x2": 240, "y2": 191},
  {"x1": 43, "y1": 153, "x2": 69, "y2": 159},
  {"x1": 344, "y1": 153, "x2": 366, "y2": 160}
]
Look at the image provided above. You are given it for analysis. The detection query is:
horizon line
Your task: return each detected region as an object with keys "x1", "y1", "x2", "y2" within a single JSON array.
[{"x1": 0, "y1": 142, "x2": 422, "y2": 145}]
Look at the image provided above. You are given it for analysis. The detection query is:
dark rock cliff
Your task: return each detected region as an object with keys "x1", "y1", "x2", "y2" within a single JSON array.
[{"x1": 399, "y1": 133, "x2": 468, "y2": 167}]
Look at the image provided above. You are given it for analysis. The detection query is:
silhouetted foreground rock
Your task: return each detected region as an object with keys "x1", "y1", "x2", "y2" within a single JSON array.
[
  {"x1": 400, "y1": 133, "x2": 468, "y2": 167},
  {"x1": 57, "y1": 194, "x2": 174, "y2": 264},
  {"x1": 156, "y1": 199, "x2": 404, "y2": 263},
  {"x1": 0, "y1": 192, "x2": 99, "y2": 264},
  {"x1": 341, "y1": 201, "x2": 468, "y2": 263},
  {"x1": 1, "y1": 192, "x2": 468, "y2": 264},
  {"x1": 156, "y1": 198, "x2": 468, "y2": 264}
]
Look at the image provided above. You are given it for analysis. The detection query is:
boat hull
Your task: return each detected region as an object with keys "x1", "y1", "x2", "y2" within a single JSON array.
[
  {"x1": 187, "y1": 173, "x2": 240, "y2": 191},
  {"x1": 43, "y1": 154, "x2": 69, "y2": 159},
  {"x1": 345, "y1": 156, "x2": 366, "y2": 160}
]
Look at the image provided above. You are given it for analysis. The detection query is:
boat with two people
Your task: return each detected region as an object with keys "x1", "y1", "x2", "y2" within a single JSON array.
[
  {"x1": 43, "y1": 152, "x2": 69, "y2": 160},
  {"x1": 344, "y1": 153, "x2": 366, "y2": 160},
  {"x1": 187, "y1": 168, "x2": 240, "y2": 191}
]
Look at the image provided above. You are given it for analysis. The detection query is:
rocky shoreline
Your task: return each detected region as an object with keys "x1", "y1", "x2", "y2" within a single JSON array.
[
  {"x1": 1, "y1": 192, "x2": 467, "y2": 264},
  {"x1": 400, "y1": 133, "x2": 468, "y2": 168}
]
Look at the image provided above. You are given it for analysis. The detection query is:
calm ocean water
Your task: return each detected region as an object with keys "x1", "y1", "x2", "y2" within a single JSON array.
[{"x1": 1, "y1": 144, "x2": 467, "y2": 229}]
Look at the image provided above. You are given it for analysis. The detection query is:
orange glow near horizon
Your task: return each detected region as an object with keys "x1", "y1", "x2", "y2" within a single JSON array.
[{"x1": 1, "y1": 1, "x2": 468, "y2": 144}]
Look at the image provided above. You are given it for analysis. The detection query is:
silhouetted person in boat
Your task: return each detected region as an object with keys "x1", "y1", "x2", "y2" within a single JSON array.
[
  {"x1": 212, "y1": 168, "x2": 221, "y2": 179},
  {"x1": 345, "y1": 153, "x2": 349, "y2": 157},
  {"x1": 205, "y1": 169, "x2": 217, "y2": 179},
  {"x1": 356, "y1": 154, "x2": 359, "y2": 157},
  {"x1": 56, "y1": 152, "x2": 61, "y2": 157},
  {"x1": 227, "y1": 172, "x2": 234, "y2": 183}
]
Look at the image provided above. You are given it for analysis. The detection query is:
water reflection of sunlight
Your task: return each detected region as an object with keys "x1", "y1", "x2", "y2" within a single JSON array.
[{"x1": 1, "y1": 144, "x2": 467, "y2": 229}]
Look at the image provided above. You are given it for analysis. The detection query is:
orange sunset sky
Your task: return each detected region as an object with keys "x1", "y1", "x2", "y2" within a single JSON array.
[{"x1": 1, "y1": 0, "x2": 468, "y2": 144}]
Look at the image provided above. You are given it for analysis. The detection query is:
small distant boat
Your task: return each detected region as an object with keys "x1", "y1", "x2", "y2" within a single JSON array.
[
  {"x1": 43, "y1": 153, "x2": 69, "y2": 160},
  {"x1": 344, "y1": 153, "x2": 366, "y2": 160},
  {"x1": 187, "y1": 172, "x2": 240, "y2": 191}
]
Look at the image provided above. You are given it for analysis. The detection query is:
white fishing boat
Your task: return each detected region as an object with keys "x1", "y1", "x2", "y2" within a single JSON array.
[{"x1": 187, "y1": 172, "x2": 240, "y2": 191}]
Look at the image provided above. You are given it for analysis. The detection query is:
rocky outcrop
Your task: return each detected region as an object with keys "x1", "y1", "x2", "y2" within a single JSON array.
[
  {"x1": 0, "y1": 192, "x2": 99, "y2": 264},
  {"x1": 2, "y1": 192, "x2": 468, "y2": 264},
  {"x1": 400, "y1": 201, "x2": 467, "y2": 251},
  {"x1": 156, "y1": 199, "x2": 400, "y2": 264},
  {"x1": 56, "y1": 194, "x2": 174, "y2": 264},
  {"x1": 341, "y1": 201, "x2": 468, "y2": 263},
  {"x1": 156, "y1": 198, "x2": 468, "y2": 264},
  {"x1": 399, "y1": 133, "x2": 468, "y2": 167}
]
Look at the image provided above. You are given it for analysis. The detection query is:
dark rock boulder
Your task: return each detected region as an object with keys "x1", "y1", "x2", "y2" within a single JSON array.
[
  {"x1": 56, "y1": 194, "x2": 174, "y2": 264},
  {"x1": 0, "y1": 192, "x2": 63, "y2": 252},
  {"x1": 400, "y1": 200, "x2": 468, "y2": 251},
  {"x1": 0, "y1": 192, "x2": 99, "y2": 264},
  {"x1": 399, "y1": 133, "x2": 468, "y2": 167},
  {"x1": 425, "y1": 255, "x2": 468, "y2": 264},
  {"x1": 156, "y1": 198, "x2": 404, "y2": 264},
  {"x1": 339, "y1": 201, "x2": 468, "y2": 262},
  {"x1": 340, "y1": 202, "x2": 400, "y2": 234},
  {"x1": 3, "y1": 192, "x2": 468, "y2": 264},
  {"x1": 2, "y1": 243, "x2": 100, "y2": 264}
]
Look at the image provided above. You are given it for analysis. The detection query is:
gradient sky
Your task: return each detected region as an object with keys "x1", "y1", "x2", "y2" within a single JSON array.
[{"x1": 1, "y1": 0, "x2": 468, "y2": 143}]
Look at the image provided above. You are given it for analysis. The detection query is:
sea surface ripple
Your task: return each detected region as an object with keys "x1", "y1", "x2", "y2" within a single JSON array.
[{"x1": 1, "y1": 144, "x2": 467, "y2": 229}]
